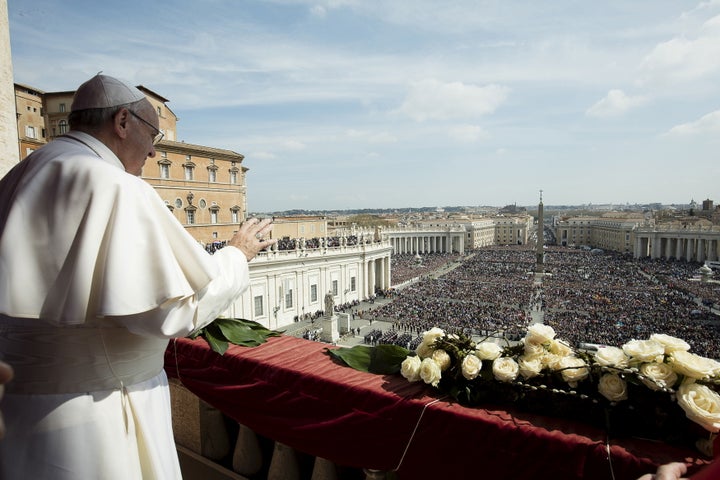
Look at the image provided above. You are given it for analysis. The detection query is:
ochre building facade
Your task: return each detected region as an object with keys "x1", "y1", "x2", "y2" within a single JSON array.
[{"x1": 14, "y1": 82, "x2": 248, "y2": 245}]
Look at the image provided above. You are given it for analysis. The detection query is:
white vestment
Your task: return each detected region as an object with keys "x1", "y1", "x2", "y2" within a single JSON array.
[{"x1": 0, "y1": 132, "x2": 250, "y2": 479}]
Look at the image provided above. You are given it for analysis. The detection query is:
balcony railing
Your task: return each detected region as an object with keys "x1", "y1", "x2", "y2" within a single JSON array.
[{"x1": 164, "y1": 335, "x2": 711, "y2": 480}]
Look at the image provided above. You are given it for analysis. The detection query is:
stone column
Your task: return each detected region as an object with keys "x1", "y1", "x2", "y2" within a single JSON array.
[
  {"x1": 651, "y1": 234, "x2": 661, "y2": 259},
  {"x1": 686, "y1": 239, "x2": 694, "y2": 262},
  {"x1": 378, "y1": 257, "x2": 385, "y2": 290},
  {"x1": 362, "y1": 260, "x2": 369, "y2": 300},
  {"x1": 698, "y1": 238, "x2": 706, "y2": 263},
  {"x1": 0, "y1": 0, "x2": 19, "y2": 177}
]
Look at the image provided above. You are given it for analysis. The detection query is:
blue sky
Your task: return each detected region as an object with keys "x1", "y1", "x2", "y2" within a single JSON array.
[{"x1": 8, "y1": 0, "x2": 720, "y2": 212}]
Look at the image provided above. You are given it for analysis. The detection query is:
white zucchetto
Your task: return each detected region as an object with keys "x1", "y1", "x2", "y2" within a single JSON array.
[{"x1": 71, "y1": 74, "x2": 145, "y2": 111}]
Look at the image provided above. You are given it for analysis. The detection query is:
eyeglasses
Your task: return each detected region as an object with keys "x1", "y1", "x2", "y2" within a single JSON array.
[{"x1": 129, "y1": 110, "x2": 164, "y2": 145}]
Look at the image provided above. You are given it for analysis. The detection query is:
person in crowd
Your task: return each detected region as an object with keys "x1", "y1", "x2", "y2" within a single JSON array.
[{"x1": 0, "y1": 74, "x2": 276, "y2": 479}]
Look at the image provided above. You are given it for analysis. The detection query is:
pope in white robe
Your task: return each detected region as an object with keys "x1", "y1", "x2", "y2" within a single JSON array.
[{"x1": 0, "y1": 74, "x2": 275, "y2": 479}]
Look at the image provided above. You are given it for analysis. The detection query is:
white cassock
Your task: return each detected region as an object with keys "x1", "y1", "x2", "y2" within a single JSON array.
[{"x1": 0, "y1": 131, "x2": 249, "y2": 479}]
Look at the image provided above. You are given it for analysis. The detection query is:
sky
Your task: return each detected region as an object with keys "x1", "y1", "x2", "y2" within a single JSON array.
[{"x1": 7, "y1": 0, "x2": 720, "y2": 212}]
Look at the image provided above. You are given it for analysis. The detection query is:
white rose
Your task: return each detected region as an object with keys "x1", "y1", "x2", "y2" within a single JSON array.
[
  {"x1": 543, "y1": 353, "x2": 564, "y2": 371},
  {"x1": 416, "y1": 341, "x2": 435, "y2": 359},
  {"x1": 622, "y1": 339, "x2": 665, "y2": 363},
  {"x1": 461, "y1": 354, "x2": 482, "y2": 380},
  {"x1": 492, "y1": 357, "x2": 519, "y2": 383},
  {"x1": 594, "y1": 346, "x2": 629, "y2": 368},
  {"x1": 422, "y1": 327, "x2": 445, "y2": 345},
  {"x1": 432, "y1": 349, "x2": 452, "y2": 372},
  {"x1": 419, "y1": 357, "x2": 442, "y2": 387},
  {"x1": 598, "y1": 373, "x2": 628, "y2": 402},
  {"x1": 639, "y1": 362, "x2": 678, "y2": 391},
  {"x1": 548, "y1": 339, "x2": 573, "y2": 357},
  {"x1": 670, "y1": 351, "x2": 720, "y2": 380},
  {"x1": 558, "y1": 356, "x2": 589, "y2": 384},
  {"x1": 400, "y1": 355, "x2": 422, "y2": 382},
  {"x1": 518, "y1": 356, "x2": 543, "y2": 379},
  {"x1": 650, "y1": 333, "x2": 691, "y2": 354},
  {"x1": 526, "y1": 324, "x2": 556, "y2": 345},
  {"x1": 476, "y1": 342, "x2": 503, "y2": 361},
  {"x1": 523, "y1": 340, "x2": 545, "y2": 358},
  {"x1": 676, "y1": 383, "x2": 720, "y2": 433}
]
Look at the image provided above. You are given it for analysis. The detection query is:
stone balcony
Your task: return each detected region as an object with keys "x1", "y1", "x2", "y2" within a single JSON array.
[
  {"x1": 170, "y1": 378, "x2": 377, "y2": 480},
  {"x1": 164, "y1": 335, "x2": 710, "y2": 480}
]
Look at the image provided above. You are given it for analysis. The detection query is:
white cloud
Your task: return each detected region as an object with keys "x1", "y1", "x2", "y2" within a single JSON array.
[
  {"x1": 249, "y1": 151, "x2": 277, "y2": 160},
  {"x1": 281, "y1": 140, "x2": 307, "y2": 151},
  {"x1": 447, "y1": 124, "x2": 489, "y2": 143},
  {"x1": 396, "y1": 79, "x2": 509, "y2": 122},
  {"x1": 309, "y1": 5, "x2": 326, "y2": 18},
  {"x1": 344, "y1": 129, "x2": 397, "y2": 143},
  {"x1": 586, "y1": 89, "x2": 648, "y2": 117},
  {"x1": 637, "y1": 14, "x2": 720, "y2": 87},
  {"x1": 666, "y1": 110, "x2": 720, "y2": 136}
]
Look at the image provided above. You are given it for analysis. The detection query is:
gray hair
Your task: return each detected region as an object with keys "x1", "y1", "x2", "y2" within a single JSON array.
[{"x1": 68, "y1": 100, "x2": 144, "y2": 133}]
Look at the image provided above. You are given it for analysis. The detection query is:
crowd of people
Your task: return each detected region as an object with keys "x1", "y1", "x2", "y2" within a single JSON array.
[
  {"x1": 358, "y1": 245, "x2": 720, "y2": 360},
  {"x1": 366, "y1": 247, "x2": 537, "y2": 341},
  {"x1": 390, "y1": 252, "x2": 462, "y2": 285},
  {"x1": 362, "y1": 328, "x2": 421, "y2": 350},
  {"x1": 540, "y1": 249, "x2": 719, "y2": 358},
  {"x1": 274, "y1": 235, "x2": 364, "y2": 251}
]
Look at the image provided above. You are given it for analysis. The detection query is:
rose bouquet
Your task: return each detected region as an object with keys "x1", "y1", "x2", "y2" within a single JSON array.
[{"x1": 328, "y1": 324, "x2": 720, "y2": 454}]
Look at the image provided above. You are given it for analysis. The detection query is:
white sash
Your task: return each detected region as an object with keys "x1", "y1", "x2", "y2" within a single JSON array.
[{"x1": 0, "y1": 317, "x2": 167, "y2": 395}]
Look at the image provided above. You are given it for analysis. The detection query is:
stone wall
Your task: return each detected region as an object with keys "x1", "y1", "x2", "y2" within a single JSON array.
[{"x1": 0, "y1": 0, "x2": 19, "y2": 177}]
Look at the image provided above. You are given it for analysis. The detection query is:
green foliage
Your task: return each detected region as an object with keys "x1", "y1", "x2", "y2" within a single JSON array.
[
  {"x1": 326, "y1": 344, "x2": 410, "y2": 374},
  {"x1": 189, "y1": 317, "x2": 284, "y2": 355}
]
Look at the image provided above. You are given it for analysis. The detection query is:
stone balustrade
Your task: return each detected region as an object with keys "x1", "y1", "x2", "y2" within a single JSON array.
[{"x1": 169, "y1": 378, "x2": 386, "y2": 480}]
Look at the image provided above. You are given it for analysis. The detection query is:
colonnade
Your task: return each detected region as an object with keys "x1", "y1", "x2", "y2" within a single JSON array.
[
  {"x1": 364, "y1": 254, "x2": 391, "y2": 297},
  {"x1": 386, "y1": 230, "x2": 465, "y2": 255},
  {"x1": 634, "y1": 229, "x2": 720, "y2": 263},
  {"x1": 226, "y1": 240, "x2": 393, "y2": 330}
]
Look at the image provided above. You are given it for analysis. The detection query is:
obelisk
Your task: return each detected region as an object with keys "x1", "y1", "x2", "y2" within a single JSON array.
[{"x1": 535, "y1": 190, "x2": 545, "y2": 274}]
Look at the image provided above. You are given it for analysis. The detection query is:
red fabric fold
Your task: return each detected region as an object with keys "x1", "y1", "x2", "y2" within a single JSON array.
[{"x1": 165, "y1": 336, "x2": 708, "y2": 479}]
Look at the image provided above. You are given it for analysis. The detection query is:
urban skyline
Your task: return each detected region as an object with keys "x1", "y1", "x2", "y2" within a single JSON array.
[
  {"x1": 8, "y1": 1, "x2": 720, "y2": 211},
  {"x1": 253, "y1": 199, "x2": 705, "y2": 217}
]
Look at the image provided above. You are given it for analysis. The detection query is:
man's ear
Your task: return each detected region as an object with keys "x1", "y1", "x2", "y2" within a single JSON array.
[{"x1": 113, "y1": 108, "x2": 131, "y2": 140}]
